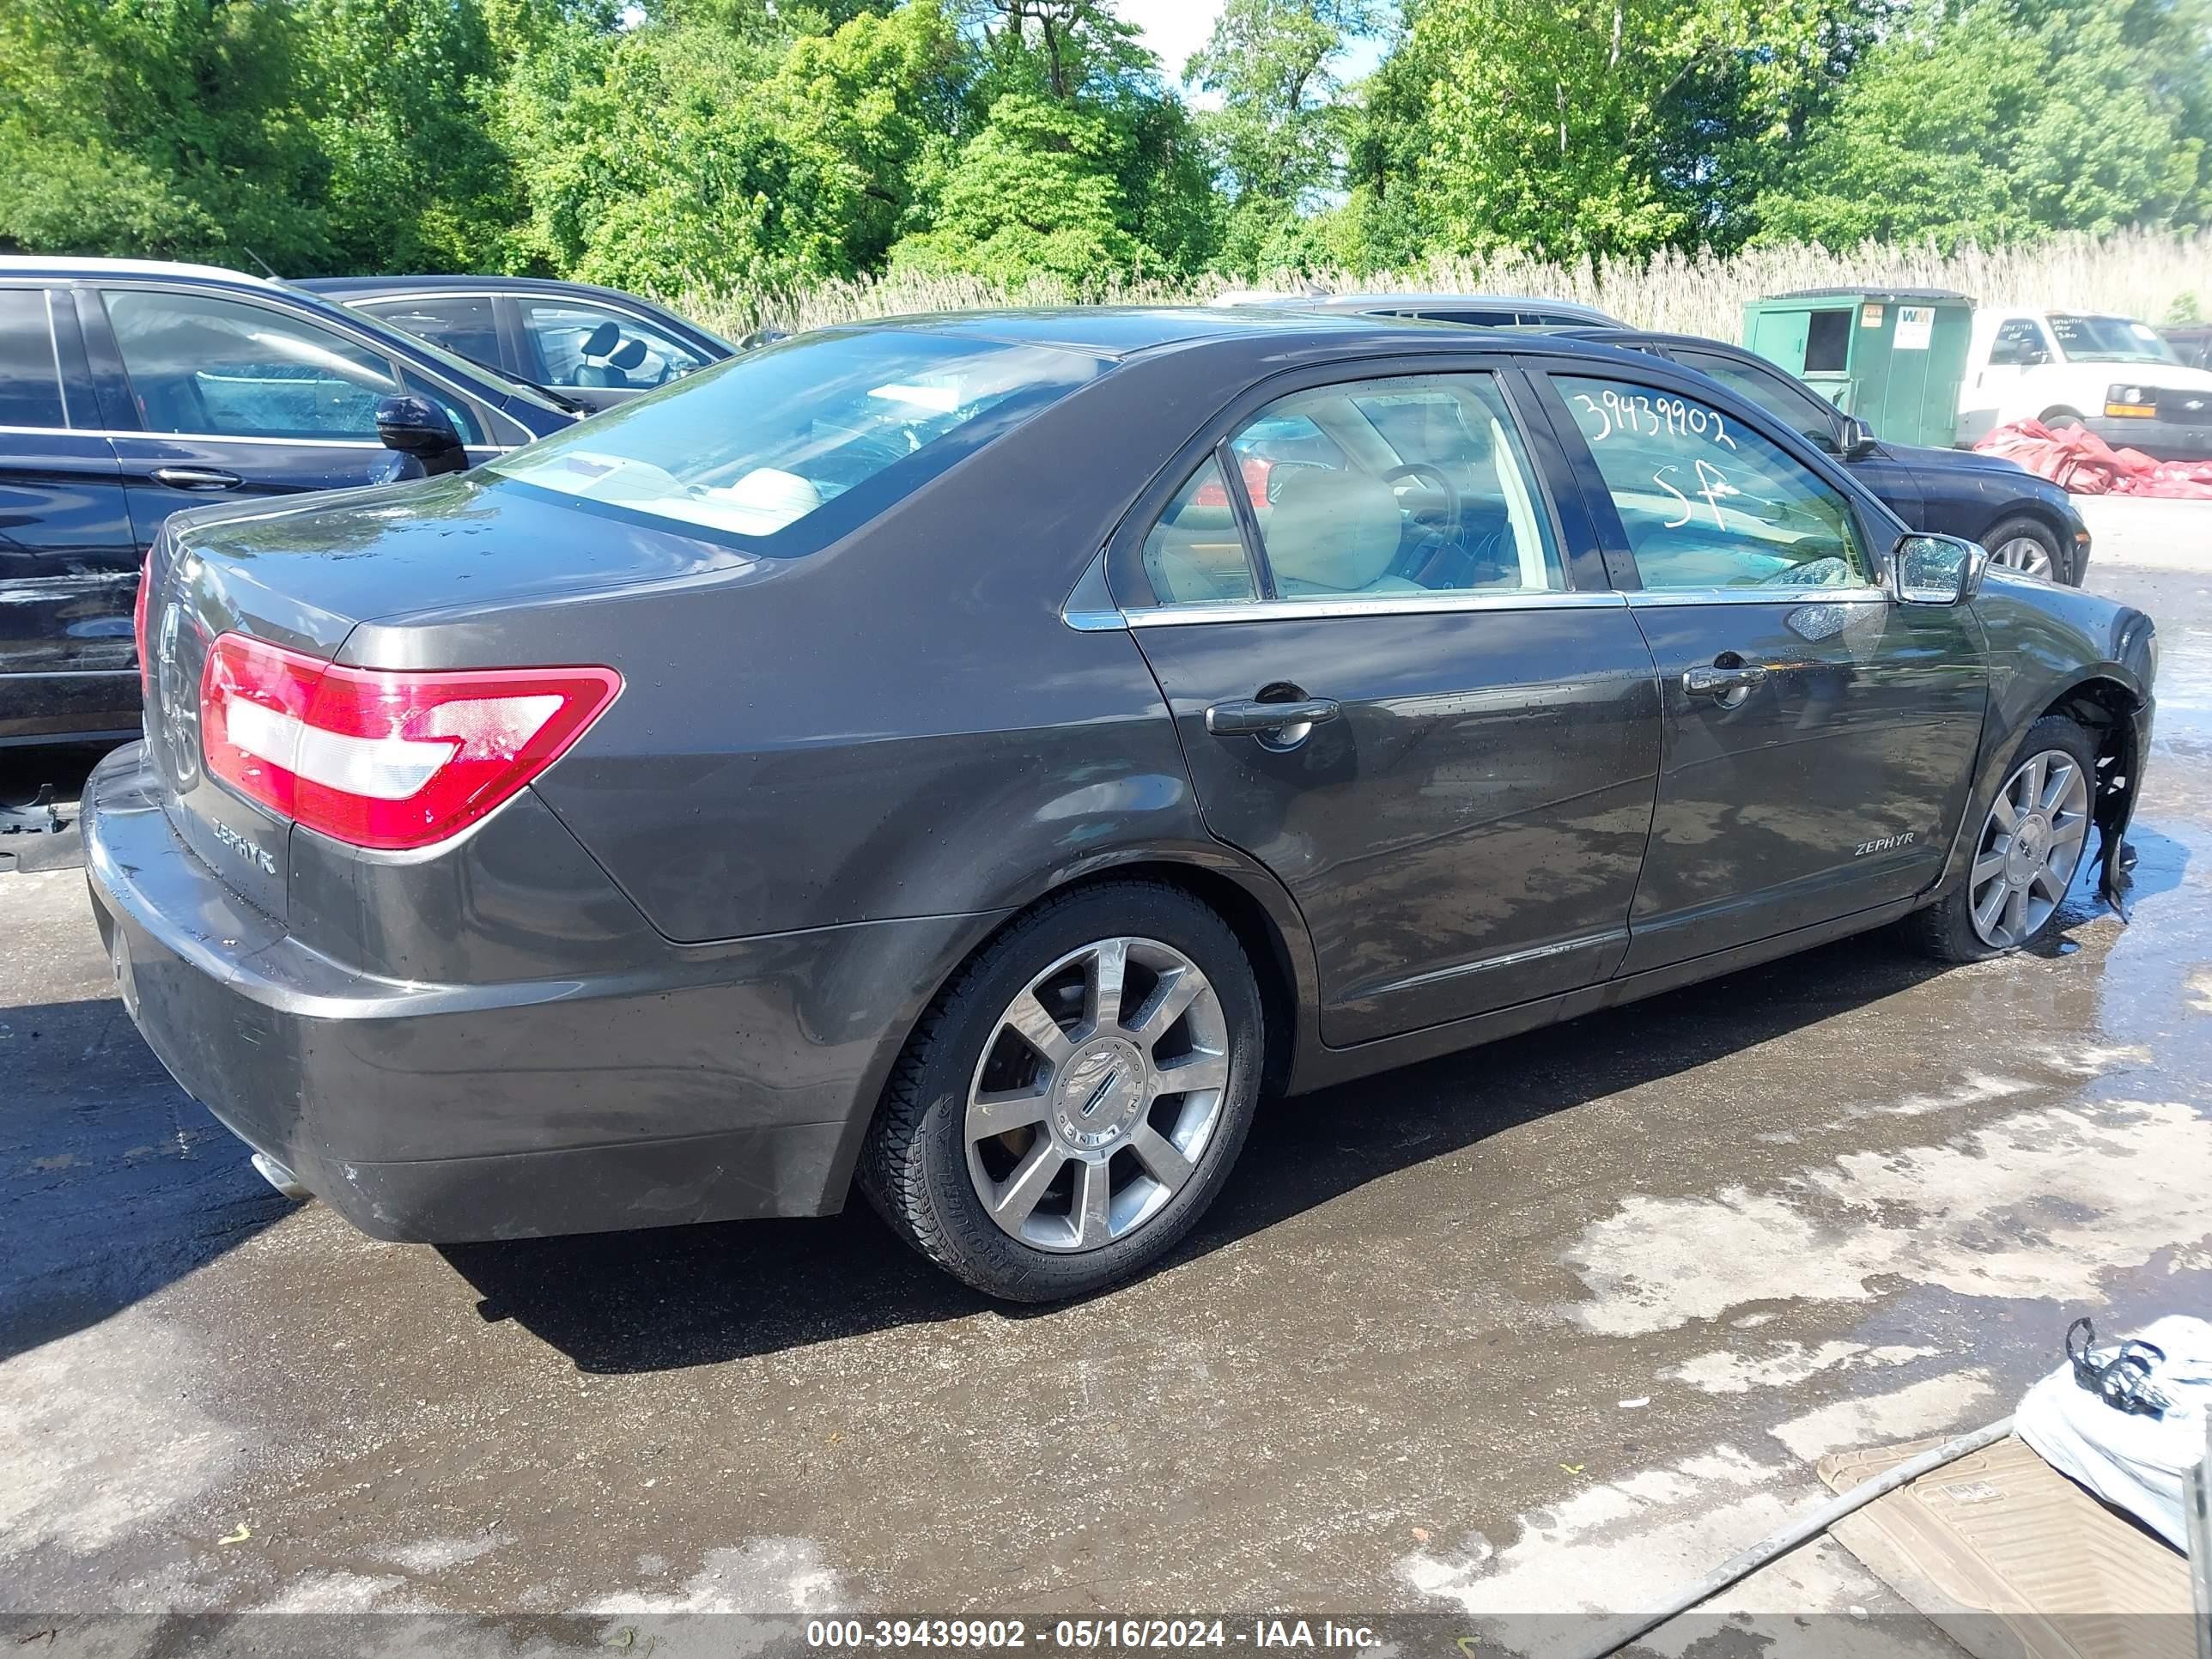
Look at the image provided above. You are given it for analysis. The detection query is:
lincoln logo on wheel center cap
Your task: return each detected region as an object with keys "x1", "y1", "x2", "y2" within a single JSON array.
[{"x1": 1057, "y1": 1037, "x2": 1145, "y2": 1146}]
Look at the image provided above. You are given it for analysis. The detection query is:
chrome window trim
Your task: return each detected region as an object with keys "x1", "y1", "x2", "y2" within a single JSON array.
[
  {"x1": 0, "y1": 424, "x2": 516, "y2": 453},
  {"x1": 1116, "y1": 590, "x2": 1629, "y2": 628},
  {"x1": 1622, "y1": 586, "x2": 1888, "y2": 608}
]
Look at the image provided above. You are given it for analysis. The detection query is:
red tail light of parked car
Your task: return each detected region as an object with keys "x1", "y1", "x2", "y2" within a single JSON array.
[{"x1": 199, "y1": 634, "x2": 621, "y2": 851}]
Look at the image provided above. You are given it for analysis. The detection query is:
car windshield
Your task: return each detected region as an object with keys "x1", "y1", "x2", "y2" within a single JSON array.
[
  {"x1": 2048, "y1": 313, "x2": 2179, "y2": 364},
  {"x1": 489, "y1": 330, "x2": 1104, "y2": 541}
]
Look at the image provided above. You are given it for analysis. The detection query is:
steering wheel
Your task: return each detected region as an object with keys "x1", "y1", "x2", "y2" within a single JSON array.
[{"x1": 1382, "y1": 463, "x2": 1462, "y2": 545}]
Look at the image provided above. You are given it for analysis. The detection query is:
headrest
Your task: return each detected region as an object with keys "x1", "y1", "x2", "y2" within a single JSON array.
[
  {"x1": 1261, "y1": 466, "x2": 1403, "y2": 594},
  {"x1": 581, "y1": 320, "x2": 621, "y2": 358},
  {"x1": 609, "y1": 337, "x2": 649, "y2": 371}
]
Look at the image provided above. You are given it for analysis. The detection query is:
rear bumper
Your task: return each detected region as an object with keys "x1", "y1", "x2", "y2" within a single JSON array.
[{"x1": 81, "y1": 743, "x2": 988, "y2": 1243}]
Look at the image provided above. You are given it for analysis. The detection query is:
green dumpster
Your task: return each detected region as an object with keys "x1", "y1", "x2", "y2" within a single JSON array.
[{"x1": 1742, "y1": 287, "x2": 1976, "y2": 449}]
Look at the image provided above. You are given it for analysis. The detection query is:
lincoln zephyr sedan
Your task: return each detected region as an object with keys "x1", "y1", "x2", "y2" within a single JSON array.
[{"x1": 84, "y1": 310, "x2": 2156, "y2": 1301}]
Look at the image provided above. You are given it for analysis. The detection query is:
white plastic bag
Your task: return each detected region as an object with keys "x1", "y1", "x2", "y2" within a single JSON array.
[{"x1": 2015, "y1": 1314, "x2": 2212, "y2": 1551}]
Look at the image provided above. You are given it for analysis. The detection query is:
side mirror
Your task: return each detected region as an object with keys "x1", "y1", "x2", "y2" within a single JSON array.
[
  {"x1": 1837, "y1": 415, "x2": 1879, "y2": 459},
  {"x1": 374, "y1": 394, "x2": 468, "y2": 477},
  {"x1": 1893, "y1": 532, "x2": 1987, "y2": 605}
]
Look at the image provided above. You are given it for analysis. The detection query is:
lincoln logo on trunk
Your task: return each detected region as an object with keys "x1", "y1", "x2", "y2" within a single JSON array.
[{"x1": 155, "y1": 604, "x2": 202, "y2": 789}]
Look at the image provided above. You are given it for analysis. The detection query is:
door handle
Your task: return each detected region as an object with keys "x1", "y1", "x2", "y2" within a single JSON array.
[
  {"x1": 1682, "y1": 662, "x2": 1770, "y2": 699},
  {"x1": 152, "y1": 466, "x2": 242, "y2": 491},
  {"x1": 1205, "y1": 697, "x2": 1340, "y2": 737}
]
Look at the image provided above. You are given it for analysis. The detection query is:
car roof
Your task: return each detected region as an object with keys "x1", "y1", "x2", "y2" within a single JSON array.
[
  {"x1": 0, "y1": 254, "x2": 277, "y2": 286},
  {"x1": 298, "y1": 274, "x2": 680, "y2": 307},
  {"x1": 837, "y1": 305, "x2": 1567, "y2": 360},
  {"x1": 1217, "y1": 290, "x2": 1620, "y2": 322}
]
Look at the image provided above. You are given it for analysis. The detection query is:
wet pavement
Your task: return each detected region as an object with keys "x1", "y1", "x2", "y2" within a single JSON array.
[{"x1": 3, "y1": 500, "x2": 2208, "y2": 1655}]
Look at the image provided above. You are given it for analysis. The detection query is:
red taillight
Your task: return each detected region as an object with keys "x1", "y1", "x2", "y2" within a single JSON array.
[
  {"x1": 133, "y1": 553, "x2": 153, "y2": 700},
  {"x1": 199, "y1": 634, "x2": 621, "y2": 851}
]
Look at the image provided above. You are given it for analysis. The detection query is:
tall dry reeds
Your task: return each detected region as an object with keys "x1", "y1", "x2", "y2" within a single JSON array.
[{"x1": 672, "y1": 228, "x2": 2212, "y2": 343}]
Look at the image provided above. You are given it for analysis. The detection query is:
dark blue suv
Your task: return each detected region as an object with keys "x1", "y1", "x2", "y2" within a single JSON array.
[{"x1": 0, "y1": 258, "x2": 578, "y2": 747}]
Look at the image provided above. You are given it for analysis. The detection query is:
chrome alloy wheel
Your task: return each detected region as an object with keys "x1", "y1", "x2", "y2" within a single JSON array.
[
  {"x1": 1967, "y1": 748, "x2": 2092, "y2": 949},
  {"x1": 964, "y1": 936, "x2": 1231, "y2": 1253},
  {"x1": 1989, "y1": 534, "x2": 2054, "y2": 580}
]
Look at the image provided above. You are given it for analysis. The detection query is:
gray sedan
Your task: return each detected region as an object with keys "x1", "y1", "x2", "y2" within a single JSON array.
[{"x1": 83, "y1": 309, "x2": 2156, "y2": 1301}]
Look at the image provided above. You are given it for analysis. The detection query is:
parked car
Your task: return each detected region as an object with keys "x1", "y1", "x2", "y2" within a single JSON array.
[
  {"x1": 1215, "y1": 289, "x2": 1624, "y2": 329},
  {"x1": 85, "y1": 311, "x2": 2154, "y2": 1302},
  {"x1": 301, "y1": 276, "x2": 734, "y2": 412},
  {"x1": 1958, "y1": 307, "x2": 2212, "y2": 459},
  {"x1": 0, "y1": 257, "x2": 579, "y2": 747},
  {"x1": 1565, "y1": 329, "x2": 2093, "y2": 584}
]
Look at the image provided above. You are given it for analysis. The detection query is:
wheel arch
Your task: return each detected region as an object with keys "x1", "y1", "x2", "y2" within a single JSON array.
[
  {"x1": 1932, "y1": 666, "x2": 2149, "y2": 916},
  {"x1": 1978, "y1": 502, "x2": 2071, "y2": 562},
  {"x1": 827, "y1": 846, "x2": 1321, "y2": 1209}
]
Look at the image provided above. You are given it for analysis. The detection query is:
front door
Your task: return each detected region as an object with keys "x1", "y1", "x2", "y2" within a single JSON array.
[
  {"x1": 80, "y1": 286, "x2": 495, "y2": 548},
  {"x1": 1539, "y1": 368, "x2": 1987, "y2": 972},
  {"x1": 1117, "y1": 367, "x2": 1662, "y2": 1047}
]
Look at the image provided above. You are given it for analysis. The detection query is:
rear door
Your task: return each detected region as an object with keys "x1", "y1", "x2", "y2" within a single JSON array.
[
  {"x1": 78, "y1": 283, "x2": 501, "y2": 548},
  {"x1": 0, "y1": 283, "x2": 141, "y2": 742},
  {"x1": 1115, "y1": 359, "x2": 1662, "y2": 1046},
  {"x1": 1534, "y1": 364, "x2": 1986, "y2": 971}
]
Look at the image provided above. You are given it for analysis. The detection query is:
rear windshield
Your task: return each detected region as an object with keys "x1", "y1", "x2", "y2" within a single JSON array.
[{"x1": 489, "y1": 330, "x2": 1105, "y2": 547}]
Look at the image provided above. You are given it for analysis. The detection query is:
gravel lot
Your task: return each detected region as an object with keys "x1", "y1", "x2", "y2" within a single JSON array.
[{"x1": 3, "y1": 494, "x2": 2207, "y2": 1656}]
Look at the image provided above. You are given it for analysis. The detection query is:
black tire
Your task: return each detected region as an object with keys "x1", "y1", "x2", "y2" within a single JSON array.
[
  {"x1": 860, "y1": 880, "x2": 1265, "y2": 1302},
  {"x1": 1907, "y1": 714, "x2": 2099, "y2": 962},
  {"x1": 2039, "y1": 407, "x2": 2085, "y2": 429},
  {"x1": 1983, "y1": 513, "x2": 2074, "y2": 585}
]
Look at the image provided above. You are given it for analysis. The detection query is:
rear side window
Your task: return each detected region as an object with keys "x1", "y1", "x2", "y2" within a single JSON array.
[
  {"x1": 1556, "y1": 374, "x2": 1871, "y2": 591},
  {"x1": 0, "y1": 289, "x2": 66, "y2": 428},
  {"x1": 490, "y1": 331, "x2": 1103, "y2": 546},
  {"x1": 1142, "y1": 457, "x2": 1257, "y2": 605}
]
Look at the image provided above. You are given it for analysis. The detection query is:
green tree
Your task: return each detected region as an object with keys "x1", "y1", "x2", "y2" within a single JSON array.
[
  {"x1": 0, "y1": 0, "x2": 331, "y2": 268},
  {"x1": 303, "y1": 0, "x2": 523, "y2": 272},
  {"x1": 888, "y1": 90, "x2": 1142, "y2": 283},
  {"x1": 1188, "y1": 0, "x2": 1370, "y2": 204},
  {"x1": 1351, "y1": 0, "x2": 1866, "y2": 260},
  {"x1": 1758, "y1": 0, "x2": 2210, "y2": 247}
]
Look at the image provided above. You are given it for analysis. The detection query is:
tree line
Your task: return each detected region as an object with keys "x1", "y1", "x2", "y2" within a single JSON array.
[{"x1": 3, "y1": 0, "x2": 2207, "y2": 295}]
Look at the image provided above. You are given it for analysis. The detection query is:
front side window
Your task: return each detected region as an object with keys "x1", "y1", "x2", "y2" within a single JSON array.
[
  {"x1": 105, "y1": 289, "x2": 404, "y2": 442},
  {"x1": 1556, "y1": 374, "x2": 1872, "y2": 592},
  {"x1": 359, "y1": 295, "x2": 501, "y2": 368},
  {"x1": 1673, "y1": 349, "x2": 1843, "y2": 445},
  {"x1": 519, "y1": 301, "x2": 708, "y2": 392},
  {"x1": 489, "y1": 330, "x2": 1103, "y2": 544},
  {"x1": 1207, "y1": 373, "x2": 1565, "y2": 601},
  {"x1": 0, "y1": 289, "x2": 65, "y2": 428},
  {"x1": 1989, "y1": 319, "x2": 2052, "y2": 368}
]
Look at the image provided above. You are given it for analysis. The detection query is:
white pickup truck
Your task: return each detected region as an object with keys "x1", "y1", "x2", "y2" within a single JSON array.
[{"x1": 1959, "y1": 307, "x2": 2212, "y2": 459}]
